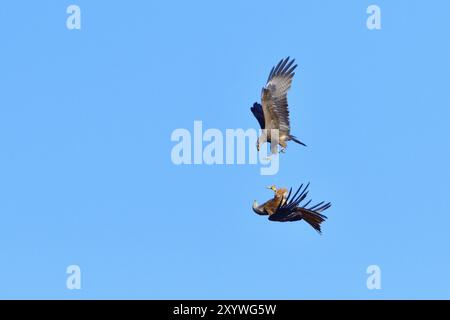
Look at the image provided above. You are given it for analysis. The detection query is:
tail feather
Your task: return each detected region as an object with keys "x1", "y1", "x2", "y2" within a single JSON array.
[
  {"x1": 289, "y1": 135, "x2": 306, "y2": 146},
  {"x1": 301, "y1": 210, "x2": 327, "y2": 234}
]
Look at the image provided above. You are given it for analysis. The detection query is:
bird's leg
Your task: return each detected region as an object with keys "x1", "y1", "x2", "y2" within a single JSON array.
[{"x1": 279, "y1": 140, "x2": 287, "y2": 153}]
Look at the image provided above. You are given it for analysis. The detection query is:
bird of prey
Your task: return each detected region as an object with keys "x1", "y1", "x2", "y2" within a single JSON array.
[
  {"x1": 251, "y1": 57, "x2": 306, "y2": 155},
  {"x1": 252, "y1": 183, "x2": 331, "y2": 234}
]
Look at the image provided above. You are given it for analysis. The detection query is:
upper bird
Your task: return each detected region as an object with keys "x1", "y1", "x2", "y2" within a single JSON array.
[
  {"x1": 251, "y1": 57, "x2": 306, "y2": 155},
  {"x1": 252, "y1": 183, "x2": 331, "y2": 234}
]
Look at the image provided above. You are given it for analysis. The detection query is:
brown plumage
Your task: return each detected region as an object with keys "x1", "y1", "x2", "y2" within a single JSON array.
[{"x1": 252, "y1": 183, "x2": 331, "y2": 234}]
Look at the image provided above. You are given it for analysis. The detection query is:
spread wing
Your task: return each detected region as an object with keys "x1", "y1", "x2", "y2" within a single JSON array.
[
  {"x1": 250, "y1": 102, "x2": 265, "y2": 129},
  {"x1": 268, "y1": 183, "x2": 331, "y2": 222},
  {"x1": 261, "y1": 57, "x2": 297, "y2": 134}
]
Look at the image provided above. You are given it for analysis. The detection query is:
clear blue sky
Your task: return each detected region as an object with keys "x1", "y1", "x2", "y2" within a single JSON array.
[{"x1": 1, "y1": 0, "x2": 449, "y2": 299}]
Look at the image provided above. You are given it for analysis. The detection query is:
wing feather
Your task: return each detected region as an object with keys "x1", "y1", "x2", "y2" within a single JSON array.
[
  {"x1": 268, "y1": 183, "x2": 331, "y2": 223},
  {"x1": 261, "y1": 57, "x2": 298, "y2": 134},
  {"x1": 250, "y1": 102, "x2": 265, "y2": 129}
]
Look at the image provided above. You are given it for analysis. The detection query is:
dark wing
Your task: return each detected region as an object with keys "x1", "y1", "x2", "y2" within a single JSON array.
[
  {"x1": 282, "y1": 204, "x2": 331, "y2": 222},
  {"x1": 250, "y1": 102, "x2": 265, "y2": 129},
  {"x1": 261, "y1": 57, "x2": 297, "y2": 134},
  {"x1": 269, "y1": 183, "x2": 331, "y2": 222}
]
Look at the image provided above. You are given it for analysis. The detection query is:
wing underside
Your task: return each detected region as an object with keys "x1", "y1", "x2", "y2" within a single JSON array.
[{"x1": 261, "y1": 57, "x2": 297, "y2": 134}]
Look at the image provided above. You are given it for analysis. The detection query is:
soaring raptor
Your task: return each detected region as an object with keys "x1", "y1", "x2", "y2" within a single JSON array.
[{"x1": 251, "y1": 57, "x2": 305, "y2": 154}]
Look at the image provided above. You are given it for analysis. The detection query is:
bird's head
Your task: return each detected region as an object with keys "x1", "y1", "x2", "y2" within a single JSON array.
[{"x1": 266, "y1": 185, "x2": 277, "y2": 193}]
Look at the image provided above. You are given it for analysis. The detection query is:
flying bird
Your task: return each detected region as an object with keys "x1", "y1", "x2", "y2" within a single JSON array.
[
  {"x1": 251, "y1": 57, "x2": 306, "y2": 155},
  {"x1": 252, "y1": 183, "x2": 331, "y2": 234}
]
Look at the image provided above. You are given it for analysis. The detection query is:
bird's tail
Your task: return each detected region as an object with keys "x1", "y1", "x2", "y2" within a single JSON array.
[
  {"x1": 301, "y1": 210, "x2": 328, "y2": 234},
  {"x1": 289, "y1": 135, "x2": 306, "y2": 146}
]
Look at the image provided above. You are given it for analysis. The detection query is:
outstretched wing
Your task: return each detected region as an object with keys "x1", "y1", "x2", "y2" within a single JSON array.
[
  {"x1": 269, "y1": 183, "x2": 331, "y2": 222},
  {"x1": 250, "y1": 102, "x2": 265, "y2": 129},
  {"x1": 261, "y1": 57, "x2": 297, "y2": 134}
]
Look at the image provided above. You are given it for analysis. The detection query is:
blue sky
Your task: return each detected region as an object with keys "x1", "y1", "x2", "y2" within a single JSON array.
[{"x1": 0, "y1": 0, "x2": 449, "y2": 299}]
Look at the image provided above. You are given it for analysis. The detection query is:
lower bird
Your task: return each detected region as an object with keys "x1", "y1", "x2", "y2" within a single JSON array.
[{"x1": 252, "y1": 183, "x2": 331, "y2": 234}]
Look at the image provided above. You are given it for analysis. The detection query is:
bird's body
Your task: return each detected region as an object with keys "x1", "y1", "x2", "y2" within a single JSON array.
[
  {"x1": 256, "y1": 186, "x2": 289, "y2": 215},
  {"x1": 251, "y1": 57, "x2": 306, "y2": 154},
  {"x1": 252, "y1": 184, "x2": 331, "y2": 234}
]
